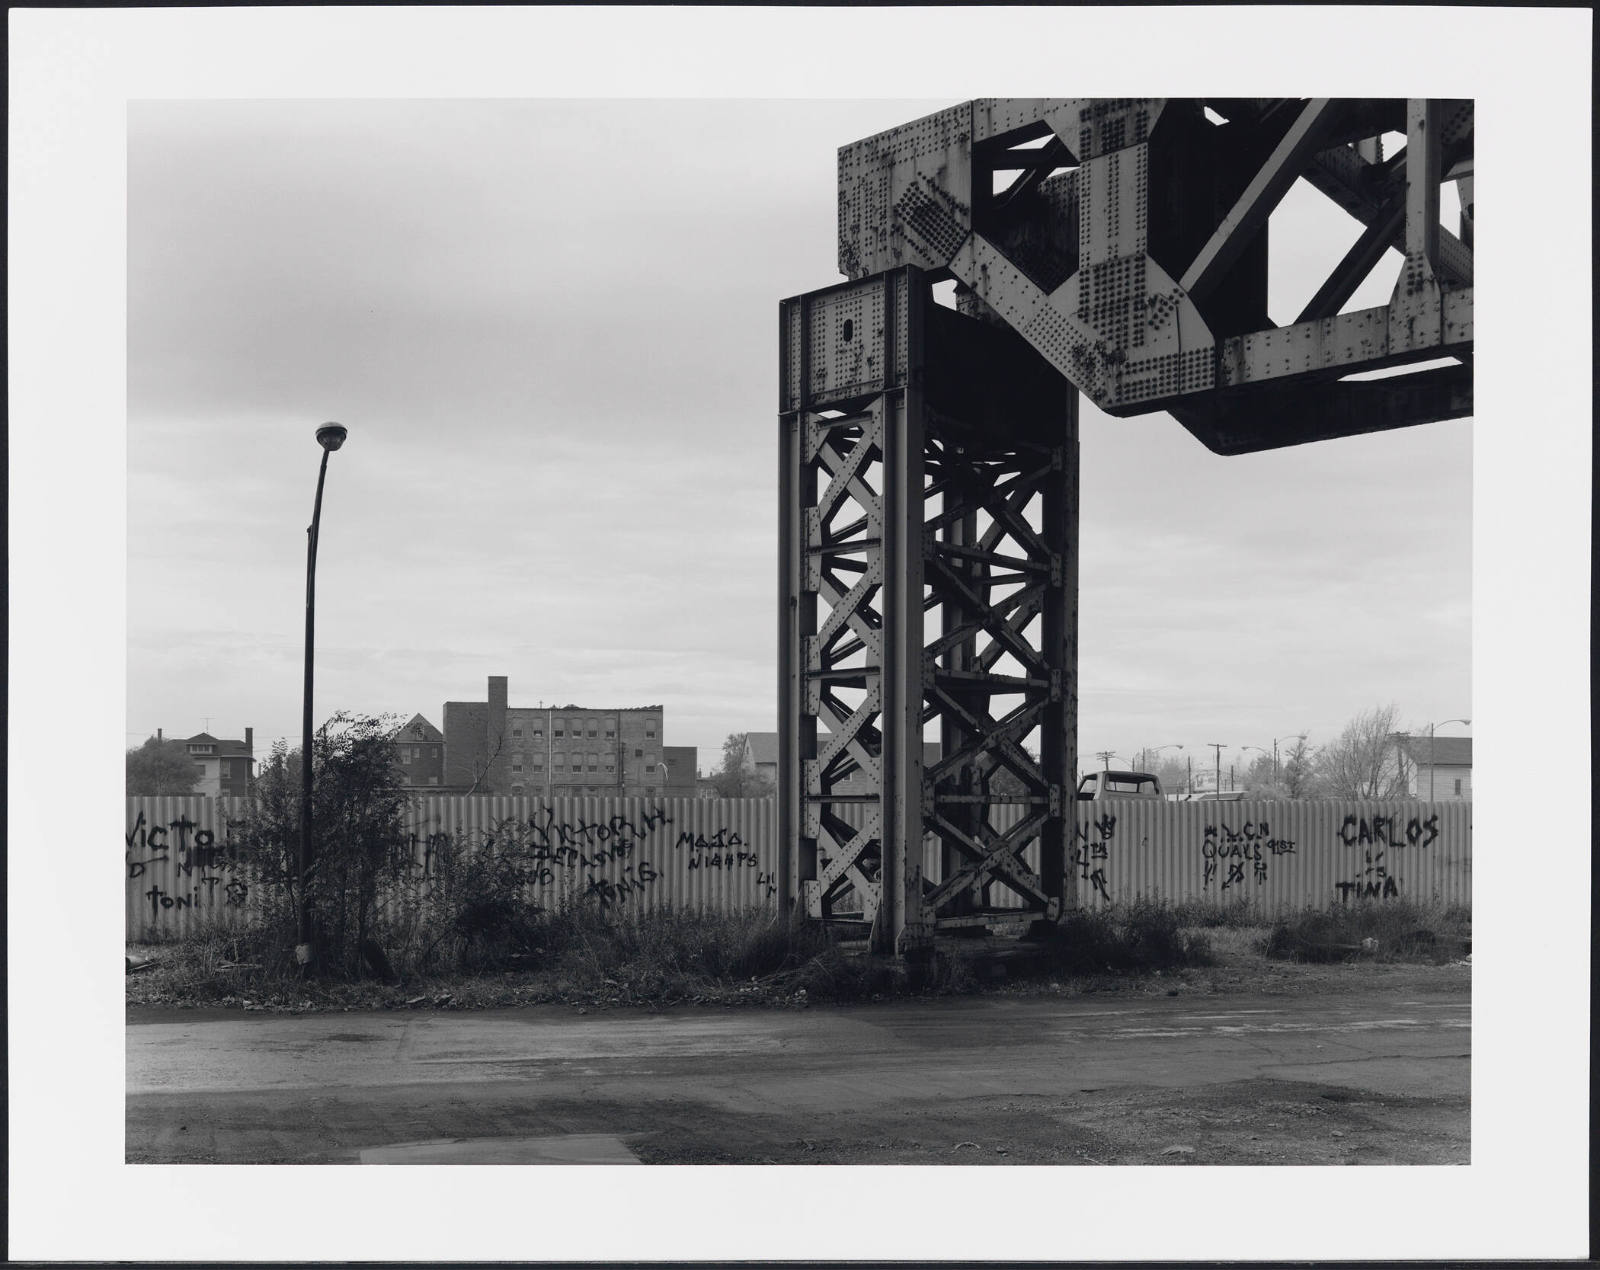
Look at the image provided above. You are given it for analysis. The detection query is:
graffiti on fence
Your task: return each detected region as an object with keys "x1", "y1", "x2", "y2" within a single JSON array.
[
  {"x1": 407, "y1": 804, "x2": 748, "y2": 908},
  {"x1": 1201, "y1": 820, "x2": 1298, "y2": 890},
  {"x1": 1336, "y1": 848, "x2": 1399, "y2": 901},
  {"x1": 126, "y1": 809, "x2": 248, "y2": 915},
  {"x1": 1071, "y1": 813, "x2": 1117, "y2": 900},
  {"x1": 1337, "y1": 813, "x2": 1439, "y2": 850},
  {"x1": 1333, "y1": 813, "x2": 1440, "y2": 901},
  {"x1": 409, "y1": 805, "x2": 675, "y2": 904},
  {"x1": 673, "y1": 826, "x2": 776, "y2": 898},
  {"x1": 675, "y1": 826, "x2": 755, "y2": 868}
]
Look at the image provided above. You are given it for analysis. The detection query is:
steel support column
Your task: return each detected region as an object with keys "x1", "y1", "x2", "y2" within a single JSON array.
[{"x1": 779, "y1": 268, "x2": 1077, "y2": 954}]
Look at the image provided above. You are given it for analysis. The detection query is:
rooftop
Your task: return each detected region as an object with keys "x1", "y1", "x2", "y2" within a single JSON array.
[{"x1": 1399, "y1": 735, "x2": 1473, "y2": 767}]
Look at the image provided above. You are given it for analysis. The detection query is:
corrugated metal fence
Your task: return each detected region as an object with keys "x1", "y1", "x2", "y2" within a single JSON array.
[{"x1": 126, "y1": 795, "x2": 1469, "y2": 940}]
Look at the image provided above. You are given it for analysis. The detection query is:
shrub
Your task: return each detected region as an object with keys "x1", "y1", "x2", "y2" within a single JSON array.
[
  {"x1": 1261, "y1": 899, "x2": 1470, "y2": 963},
  {"x1": 228, "y1": 712, "x2": 412, "y2": 978},
  {"x1": 1033, "y1": 899, "x2": 1213, "y2": 974},
  {"x1": 1169, "y1": 896, "x2": 1262, "y2": 929}
]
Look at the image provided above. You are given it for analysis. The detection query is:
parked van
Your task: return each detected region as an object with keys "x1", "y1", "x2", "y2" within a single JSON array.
[{"x1": 1077, "y1": 770, "x2": 1164, "y2": 800}]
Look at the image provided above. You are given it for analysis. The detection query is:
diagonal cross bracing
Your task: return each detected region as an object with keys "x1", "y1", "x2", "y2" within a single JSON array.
[{"x1": 780, "y1": 267, "x2": 1076, "y2": 952}]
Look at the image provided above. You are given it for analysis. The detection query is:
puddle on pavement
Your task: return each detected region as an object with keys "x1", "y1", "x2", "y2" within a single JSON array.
[{"x1": 360, "y1": 1133, "x2": 641, "y2": 1165}]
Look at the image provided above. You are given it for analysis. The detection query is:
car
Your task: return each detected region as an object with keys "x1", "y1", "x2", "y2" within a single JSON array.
[
  {"x1": 1187, "y1": 790, "x2": 1247, "y2": 802},
  {"x1": 1077, "y1": 770, "x2": 1164, "y2": 800}
]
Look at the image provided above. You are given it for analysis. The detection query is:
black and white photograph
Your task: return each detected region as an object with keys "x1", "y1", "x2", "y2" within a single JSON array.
[{"x1": 7, "y1": 6, "x2": 1592, "y2": 1264}]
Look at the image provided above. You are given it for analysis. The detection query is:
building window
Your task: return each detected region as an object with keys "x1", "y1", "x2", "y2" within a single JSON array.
[
  {"x1": 605, "y1": 763, "x2": 615, "y2": 773},
  {"x1": 428, "y1": 776, "x2": 439, "y2": 786},
  {"x1": 532, "y1": 728, "x2": 544, "y2": 740},
  {"x1": 401, "y1": 749, "x2": 412, "y2": 764},
  {"x1": 635, "y1": 748, "x2": 643, "y2": 758},
  {"x1": 605, "y1": 727, "x2": 615, "y2": 739},
  {"x1": 1454, "y1": 778, "x2": 1462, "y2": 795}
]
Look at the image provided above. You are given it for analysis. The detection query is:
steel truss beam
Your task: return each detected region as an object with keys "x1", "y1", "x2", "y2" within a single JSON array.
[
  {"x1": 835, "y1": 97, "x2": 1473, "y2": 455},
  {"x1": 778, "y1": 99, "x2": 1476, "y2": 954},
  {"x1": 780, "y1": 269, "x2": 1075, "y2": 955}
]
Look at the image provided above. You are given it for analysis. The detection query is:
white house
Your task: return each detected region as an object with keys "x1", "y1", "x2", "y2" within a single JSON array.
[{"x1": 1399, "y1": 735, "x2": 1472, "y2": 801}]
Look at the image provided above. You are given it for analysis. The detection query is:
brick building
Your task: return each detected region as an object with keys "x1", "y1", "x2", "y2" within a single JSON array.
[
  {"x1": 441, "y1": 676, "x2": 695, "y2": 798},
  {"x1": 392, "y1": 713, "x2": 446, "y2": 789}
]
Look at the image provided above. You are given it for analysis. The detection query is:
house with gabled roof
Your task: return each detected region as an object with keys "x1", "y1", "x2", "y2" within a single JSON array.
[
  {"x1": 1399, "y1": 734, "x2": 1473, "y2": 801},
  {"x1": 393, "y1": 713, "x2": 446, "y2": 789},
  {"x1": 182, "y1": 728, "x2": 254, "y2": 798},
  {"x1": 743, "y1": 730, "x2": 941, "y2": 793}
]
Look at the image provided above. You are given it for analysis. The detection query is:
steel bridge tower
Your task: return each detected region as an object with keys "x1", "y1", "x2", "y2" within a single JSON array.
[{"x1": 778, "y1": 99, "x2": 1473, "y2": 956}]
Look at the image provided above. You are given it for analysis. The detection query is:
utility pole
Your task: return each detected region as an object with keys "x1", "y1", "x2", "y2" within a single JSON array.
[
  {"x1": 1206, "y1": 743, "x2": 1225, "y2": 797},
  {"x1": 1425, "y1": 718, "x2": 1471, "y2": 800}
]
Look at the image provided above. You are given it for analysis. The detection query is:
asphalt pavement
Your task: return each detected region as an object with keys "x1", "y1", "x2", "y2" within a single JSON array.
[{"x1": 127, "y1": 984, "x2": 1469, "y2": 1165}]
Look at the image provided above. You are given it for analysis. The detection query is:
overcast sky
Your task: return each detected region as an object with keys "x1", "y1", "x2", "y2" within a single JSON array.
[{"x1": 126, "y1": 96, "x2": 1473, "y2": 775}]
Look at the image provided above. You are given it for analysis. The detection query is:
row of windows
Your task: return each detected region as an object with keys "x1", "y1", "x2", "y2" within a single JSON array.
[
  {"x1": 509, "y1": 718, "x2": 660, "y2": 741},
  {"x1": 511, "y1": 784, "x2": 659, "y2": 797},
  {"x1": 509, "y1": 751, "x2": 659, "y2": 765}
]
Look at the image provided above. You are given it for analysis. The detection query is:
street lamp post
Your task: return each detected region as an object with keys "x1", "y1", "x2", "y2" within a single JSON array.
[
  {"x1": 1424, "y1": 718, "x2": 1471, "y2": 801},
  {"x1": 1272, "y1": 734, "x2": 1307, "y2": 789},
  {"x1": 1139, "y1": 743, "x2": 1183, "y2": 788},
  {"x1": 298, "y1": 422, "x2": 348, "y2": 968},
  {"x1": 1240, "y1": 745, "x2": 1268, "y2": 793}
]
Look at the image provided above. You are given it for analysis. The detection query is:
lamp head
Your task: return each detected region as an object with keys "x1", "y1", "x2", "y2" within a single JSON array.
[{"x1": 316, "y1": 423, "x2": 348, "y2": 452}]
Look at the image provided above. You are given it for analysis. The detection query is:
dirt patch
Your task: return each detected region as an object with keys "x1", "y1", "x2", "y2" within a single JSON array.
[
  {"x1": 620, "y1": 1079, "x2": 1467, "y2": 1166},
  {"x1": 480, "y1": 1077, "x2": 1466, "y2": 1166},
  {"x1": 127, "y1": 1077, "x2": 1467, "y2": 1168}
]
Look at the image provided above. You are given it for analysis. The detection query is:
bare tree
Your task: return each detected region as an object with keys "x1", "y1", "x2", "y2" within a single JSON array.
[
  {"x1": 1315, "y1": 705, "x2": 1409, "y2": 799},
  {"x1": 1280, "y1": 735, "x2": 1321, "y2": 798},
  {"x1": 464, "y1": 733, "x2": 504, "y2": 797}
]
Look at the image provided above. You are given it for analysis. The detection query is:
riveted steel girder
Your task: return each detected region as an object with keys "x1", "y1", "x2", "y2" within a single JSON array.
[
  {"x1": 836, "y1": 98, "x2": 1473, "y2": 453},
  {"x1": 779, "y1": 269, "x2": 1076, "y2": 954}
]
